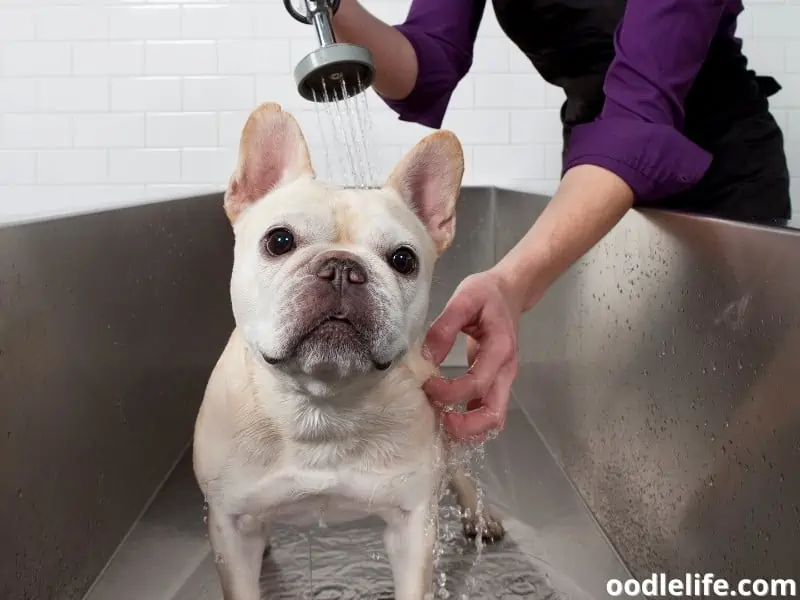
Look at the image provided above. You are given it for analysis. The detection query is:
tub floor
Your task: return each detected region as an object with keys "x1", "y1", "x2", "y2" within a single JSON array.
[{"x1": 83, "y1": 368, "x2": 633, "y2": 600}]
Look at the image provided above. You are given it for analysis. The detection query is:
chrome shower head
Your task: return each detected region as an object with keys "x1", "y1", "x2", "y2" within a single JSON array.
[
  {"x1": 285, "y1": 0, "x2": 376, "y2": 102},
  {"x1": 294, "y1": 44, "x2": 374, "y2": 102}
]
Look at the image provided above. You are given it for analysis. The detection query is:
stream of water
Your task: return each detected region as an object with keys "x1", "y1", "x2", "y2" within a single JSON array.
[{"x1": 312, "y1": 75, "x2": 377, "y2": 188}]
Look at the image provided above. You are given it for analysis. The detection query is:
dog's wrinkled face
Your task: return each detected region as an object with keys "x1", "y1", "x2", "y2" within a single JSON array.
[
  {"x1": 231, "y1": 182, "x2": 435, "y2": 380},
  {"x1": 224, "y1": 103, "x2": 464, "y2": 387}
]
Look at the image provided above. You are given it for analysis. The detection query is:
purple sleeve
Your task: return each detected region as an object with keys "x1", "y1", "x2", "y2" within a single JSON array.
[
  {"x1": 562, "y1": 0, "x2": 738, "y2": 202},
  {"x1": 381, "y1": 0, "x2": 485, "y2": 129}
]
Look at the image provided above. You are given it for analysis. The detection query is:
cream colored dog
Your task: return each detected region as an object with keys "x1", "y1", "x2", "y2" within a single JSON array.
[{"x1": 192, "y1": 103, "x2": 504, "y2": 600}]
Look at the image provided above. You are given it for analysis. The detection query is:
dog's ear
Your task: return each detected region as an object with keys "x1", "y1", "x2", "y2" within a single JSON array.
[
  {"x1": 385, "y1": 130, "x2": 464, "y2": 254},
  {"x1": 224, "y1": 102, "x2": 314, "y2": 222}
]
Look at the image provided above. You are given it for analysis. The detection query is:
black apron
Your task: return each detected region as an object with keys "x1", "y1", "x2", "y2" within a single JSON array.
[{"x1": 492, "y1": 0, "x2": 792, "y2": 223}]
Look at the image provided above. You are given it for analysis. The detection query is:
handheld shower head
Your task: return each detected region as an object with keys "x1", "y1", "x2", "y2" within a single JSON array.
[
  {"x1": 295, "y1": 44, "x2": 374, "y2": 102},
  {"x1": 285, "y1": 0, "x2": 376, "y2": 102}
]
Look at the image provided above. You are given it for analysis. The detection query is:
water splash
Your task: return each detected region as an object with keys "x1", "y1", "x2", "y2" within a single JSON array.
[
  {"x1": 311, "y1": 88, "x2": 332, "y2": 181},
  {"x1": 319, "y1": 78, "x2": 350, "y2": 185},
  {"x1": 354, "y1": 73, "x2": 376, "y2": 184},
  {"x1": 331, "y1": 87, "x2": 359, "y2": 186},
  {"x1": 311, "y1": 75, "x2": 377, "y2": 187},
  {"x1": 341, "y1": 77, "x2": 373, "y2": 186},
  {"x1": 461, "y1": 441, "x2": 491, "y2": 598}
]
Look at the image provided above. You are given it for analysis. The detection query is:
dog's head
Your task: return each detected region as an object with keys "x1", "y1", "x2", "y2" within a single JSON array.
[{"x1": 224, "y1": 103, "x2": 463, "y2": 389}]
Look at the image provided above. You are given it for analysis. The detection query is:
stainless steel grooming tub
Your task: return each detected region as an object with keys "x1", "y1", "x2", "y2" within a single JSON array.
[{"x1": 2, "y1": 188, "x2": 798, "y2": 599}]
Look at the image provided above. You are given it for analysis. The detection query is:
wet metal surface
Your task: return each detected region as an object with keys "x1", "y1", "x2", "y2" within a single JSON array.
[
  {"x1": 83, "y1": 374, "x2": 630, "y2": 600},
  {"x1": 425, "y1": 188, "x2": 496, "y2": 367},
  {"x1": 0, "y1": 189, "x2": 496, "y2": 600},
  {"x1": 495, "y1": 190, "x2": 800, "y2": 581},
  {"x1": 4, "y1": 187, "x2": 799, "y2": 599},
  {"x1": 0, "y1": 196, "x2": 234, "y2": 600}
]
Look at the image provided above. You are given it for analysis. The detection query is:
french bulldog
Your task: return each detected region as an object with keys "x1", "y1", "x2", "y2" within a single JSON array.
[{"x1": 192, "y1": 102, "x2": 504, "y2": 600}]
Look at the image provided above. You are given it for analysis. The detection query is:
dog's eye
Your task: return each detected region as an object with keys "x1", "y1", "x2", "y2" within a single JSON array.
[
  {"x1": 389, "y1": 246, "x2": 417, "y2": 275},
  {"x1": 264, "y1": 228, "x2": 295, "y2": 256}
]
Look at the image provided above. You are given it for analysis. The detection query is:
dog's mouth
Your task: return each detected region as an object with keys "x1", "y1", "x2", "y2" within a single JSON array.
[
  {"x1": 307, "y1": 313, "x2": 359, "y2": 337},
  {"x1": 323, "y1": 314, "x2": 354, "y2": 327},
  {"x1": 261, "y1": 314, "x2": 394, "y2": 371}
]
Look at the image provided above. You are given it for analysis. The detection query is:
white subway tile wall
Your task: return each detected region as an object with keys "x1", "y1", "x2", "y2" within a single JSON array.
[{"x1": 0, "y1": 0, "x2": 799, "y2": 222}]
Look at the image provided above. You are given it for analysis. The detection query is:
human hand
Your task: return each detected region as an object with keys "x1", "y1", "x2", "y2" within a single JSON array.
[{"x1": 422, "y1": 269, "x2": 522, "y2": 443}]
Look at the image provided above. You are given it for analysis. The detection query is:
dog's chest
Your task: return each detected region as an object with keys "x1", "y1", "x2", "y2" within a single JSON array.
[{"x1": 226, "y1": 454, "x2": 442, "y2": 529}]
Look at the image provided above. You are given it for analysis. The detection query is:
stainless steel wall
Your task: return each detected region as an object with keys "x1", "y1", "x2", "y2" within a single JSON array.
[
  {"x1": 496, "y1": 189, "x2": 800, "y2": 581},
  {"x1": 426, "y1": 187, "x2": 496, "y2": 367},
  {"x1": 0, "y1": 197, "x2": 235, "y2": 600},
  {"x1": 3, "y1": 187, "x2": 798, "y2": 598},
  {"x1": 0, "y1": 189, "x2": 494, "y2": 600}
]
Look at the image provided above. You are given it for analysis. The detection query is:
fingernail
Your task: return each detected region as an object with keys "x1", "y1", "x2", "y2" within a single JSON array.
[{"x1": 423, "y1": 375, "x2": 445, "y2": 389}]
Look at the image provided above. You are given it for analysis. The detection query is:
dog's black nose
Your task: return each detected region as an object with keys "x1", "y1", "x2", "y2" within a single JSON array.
[{"x1": 316, "y1": 256, "x2": 368, "y2": 290}]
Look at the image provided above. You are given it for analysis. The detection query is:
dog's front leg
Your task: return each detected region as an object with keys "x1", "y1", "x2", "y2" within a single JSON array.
[
  {"x1": 383, "y1": 501, "x2": 437, "y2": 600},
  {"x1": 207, "y1": 507, "x2": 269, "y2": 600}
]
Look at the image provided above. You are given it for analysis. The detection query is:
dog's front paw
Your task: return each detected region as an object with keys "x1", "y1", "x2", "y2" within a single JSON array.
[{"x1": 462, "y1": 509, "x2": 505, "y2": 544}]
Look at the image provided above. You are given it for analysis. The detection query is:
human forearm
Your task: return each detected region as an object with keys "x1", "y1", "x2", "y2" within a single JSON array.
[
  {"x1": 331, "y1": 1, "x2": 418, "y2": 100},
  {"x1": 495, "y1": 0, "x2": 726, "y2": 311},
  {"x1": 493, "y1": 165, "x2": 634, "y2": 312}
]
